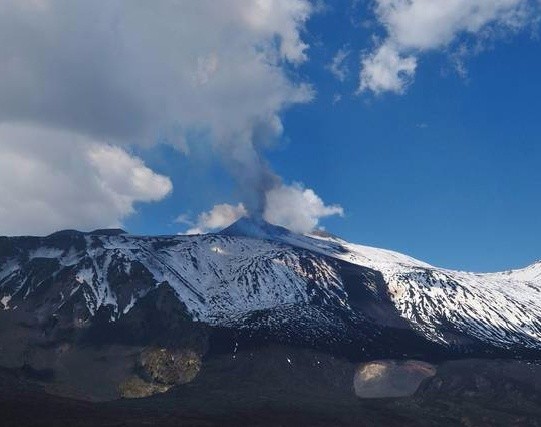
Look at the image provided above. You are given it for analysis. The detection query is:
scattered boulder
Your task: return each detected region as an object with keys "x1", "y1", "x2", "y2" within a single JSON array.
[{"x1": 353, "y1": 360, "x2": 436, "y2": 398}]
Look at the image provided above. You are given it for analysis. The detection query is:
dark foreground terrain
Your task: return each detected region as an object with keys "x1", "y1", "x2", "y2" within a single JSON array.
[{"x1": 1, "y1": 346, "x2": 540, "y2": 427}]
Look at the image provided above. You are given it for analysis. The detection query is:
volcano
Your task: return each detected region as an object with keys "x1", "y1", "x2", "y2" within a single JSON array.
[{"x1": 0, "y1": 219, "x2": 540, "y2": 425}]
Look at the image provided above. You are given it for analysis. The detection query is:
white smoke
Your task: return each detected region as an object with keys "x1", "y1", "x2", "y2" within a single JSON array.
[
  {"x1": 264, "y1": 183, "x2": 344, "y2": 233},
  {"x1": 183, "y1": 203, "x2": 248, "y2": 235},
  {"x1": 181, "y1": 182, "x2": 344, "y2": 235}
]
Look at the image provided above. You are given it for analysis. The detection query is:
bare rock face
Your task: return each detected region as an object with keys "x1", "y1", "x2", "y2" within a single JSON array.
[{"x1": 353, "y1": 360, "x2": 436, "y2": 398}]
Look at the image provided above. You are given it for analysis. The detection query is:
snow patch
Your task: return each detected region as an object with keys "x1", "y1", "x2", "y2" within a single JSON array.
[{"x1": 1, "y1": 295, "x2": 11, "y2": 310}]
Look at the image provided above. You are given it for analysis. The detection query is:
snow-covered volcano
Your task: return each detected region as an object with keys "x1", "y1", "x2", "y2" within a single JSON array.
[{"x1": 1, "y1": 218, "x2": 540, "y2": 355}]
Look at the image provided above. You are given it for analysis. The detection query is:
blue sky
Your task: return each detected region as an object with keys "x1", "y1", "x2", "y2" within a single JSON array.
[{"x1": 0, "y1": 1, "x2": 540, "y2": 272}]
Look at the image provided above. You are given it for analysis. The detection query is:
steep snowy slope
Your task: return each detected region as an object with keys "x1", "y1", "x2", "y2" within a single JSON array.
[
  {"x1": 0, "y1": 218, "x2": 540, "y2": 353},
  {"x1": 271, "y1": 227, "x2": 541, "y2": 350},
  {"x1": 0, "y1": 226, "x2": 350, "y2": 326}
]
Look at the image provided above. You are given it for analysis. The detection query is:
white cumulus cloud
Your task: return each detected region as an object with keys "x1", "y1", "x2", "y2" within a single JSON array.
[
  {"x1": 327, "y1": 47, "x2": 351, "y2": 82},
  {"x1": 264, "y1": 183, "x2": 344, "y2": 233},
  {"x1": 359, "y1": 43, "x2": 417, "y2": 94},
  {"x1": 359, "y1": 0, "x2": 540, "y2": 94},
  {"x1": 184, "y1": 203, "x2": 248, "y2": 235},
  {"x1": 0, "y1": 124, "x2": 172, "y2": 236},
  {"x1": 0, "y1": 0, "x2": 317, "y2": 233},
  {"x1": 0, "y1": 0, "x2": 314, "y2": 148}
]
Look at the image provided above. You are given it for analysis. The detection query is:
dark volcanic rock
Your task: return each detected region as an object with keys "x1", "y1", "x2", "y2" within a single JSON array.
[{"x1": 2, "y1": 350, "x2": 541, "y2": 426}]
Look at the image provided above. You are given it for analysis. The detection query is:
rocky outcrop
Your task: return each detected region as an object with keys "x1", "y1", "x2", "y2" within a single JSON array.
[
  {"x1": 139, "y1": 347, "x2": 202, "y2": 385},
  {"x1": 119, "y1": 347, "x2": 202, "y2": 399}
]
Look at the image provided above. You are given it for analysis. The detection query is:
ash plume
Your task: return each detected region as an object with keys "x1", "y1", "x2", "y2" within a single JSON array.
[{"x1": 219, "y1": 133, "x2": 281, "y2": 220}]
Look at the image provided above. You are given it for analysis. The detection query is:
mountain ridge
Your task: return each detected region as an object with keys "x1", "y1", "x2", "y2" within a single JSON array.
[{"x1": 0, "y1": 218, "x2": 540, "y2": 358}]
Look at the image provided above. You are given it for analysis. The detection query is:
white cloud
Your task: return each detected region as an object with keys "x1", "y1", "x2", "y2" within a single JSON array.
[
  {"x1": 327, "y1": 48, "x2": 350, "y2": 81},
  {"x1": 263, "y1": 183, "x2": 344, "y2": 233},
  {"x1": 195, "y1": 53, "x2": 220, "y2": 86},
  {"x1": 0, "y1": 124, "x2": 172, "y2": 236},
  {"x1": 185, "y1": 203, "x2": 248, "y2": 235},
  {"x1": 0, "y1": 0, "x2": 314, "y2": 148},
  {"x1": 359, "y1": 43, "x2": 417, "y2": 94},
  {"x1": 86, "y1": 144, "x2": 172, "y2": 213},
  {"x1": 174, "y1": 213, "x2": 195, "y2": 227},
  {"x1": 242, "y1": 0, "x2": 313, "y2": 64},
  {"x1": 0, "y1": 0, "x2": 317, "y2": 233},
  {"x1": 332, "y1": 93, "x2": 343, "y2": 104},
  {"x1": 359, "y1": 0, "x2": 540, "y2": 94}
]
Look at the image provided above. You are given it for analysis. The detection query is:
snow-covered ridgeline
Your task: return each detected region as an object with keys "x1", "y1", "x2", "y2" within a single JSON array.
[
  {"x1": 298, "y1": 232, "x2": 541, "y2": 348},
  {"x1": 131, "y1": 235, "x2": 348, "y2": 321},
  {"x1": 0, "y1": 233, "x2": 349, "y2": 323},
  {"x1": 0, "y1": 222, "x2": 540, "y2": 350}
]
